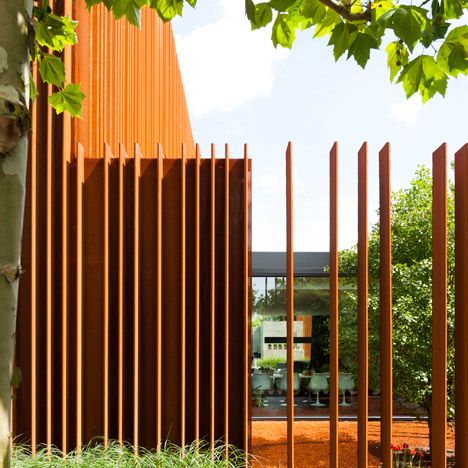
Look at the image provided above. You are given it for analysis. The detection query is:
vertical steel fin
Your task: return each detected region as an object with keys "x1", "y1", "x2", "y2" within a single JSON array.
[
  {"x1": 357, "y1": 142, "x2": 368, "y2": 468},
  {"x1": 379, "y1": 143, "x2": 393, "y2": 468},
  {"x1": 432, "y1": 143, "x2": 447, "y2": 468},
  {"x1": 286, "y1": 142, "x2": 295, "y2": 468},
  {"x1": 329, "y1": 142, "x2": 339, "y2": 468}
]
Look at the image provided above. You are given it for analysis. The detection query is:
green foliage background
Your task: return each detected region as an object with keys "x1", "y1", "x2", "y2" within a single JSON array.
[{"x1": 338, "y1": 166, "x2": 455, "y2": 422}]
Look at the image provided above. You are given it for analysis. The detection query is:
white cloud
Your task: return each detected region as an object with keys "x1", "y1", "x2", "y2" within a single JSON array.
[
  {"x1": 390, "y1": 95, "x2": 424, "y2": 127},
  {"x1": 174, "y1": 0, "x2": 289, "y2": 117}
]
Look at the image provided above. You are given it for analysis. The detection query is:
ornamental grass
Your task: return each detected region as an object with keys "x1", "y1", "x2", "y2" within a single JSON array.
[{"x1": 13, "y1": 440, "x2": 250, "y2": 467}]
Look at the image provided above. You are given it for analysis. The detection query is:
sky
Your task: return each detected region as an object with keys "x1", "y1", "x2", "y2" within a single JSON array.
[{"x1": 172, "y1": 0, "x2": 468, "y2": 252}]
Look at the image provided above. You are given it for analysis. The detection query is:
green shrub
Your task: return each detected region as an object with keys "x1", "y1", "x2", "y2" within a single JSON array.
[{"x1": 256, "y1": 357, "x2": 285, "y2": 370}]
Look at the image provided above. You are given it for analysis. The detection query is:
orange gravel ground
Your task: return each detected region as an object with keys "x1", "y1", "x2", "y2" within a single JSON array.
[{"x1": 251, "y1": 421, "x2": 455, "y2": 467}]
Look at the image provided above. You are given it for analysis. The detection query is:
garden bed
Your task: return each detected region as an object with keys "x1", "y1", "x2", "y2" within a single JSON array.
[{"x1": 251, "y1": 420, "x2": 454, "y2": 467}]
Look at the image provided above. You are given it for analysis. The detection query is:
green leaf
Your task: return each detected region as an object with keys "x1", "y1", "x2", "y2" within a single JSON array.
[
  {"x1": 150, "y1": 0, "x2": 184, "y2": 22},
  {"x1": 286, "y1": 0, "x2": 309, "y2": 16},
  {"x1": 347, "y1": 32, "x2": 378, "y2": 68},
  {"x1": 246, "y1": 0, "x2": 255, "y2": 20},
  {"x1": 442, "y1": 0, "x2": 464, "y2": 19},
  {"x1": 271, "y1": 13, "x2": 296, "y2": 48},
  {"x1": 11, "y1": 367, "x2": 22, "y2": 389},
  {"x1": 313, "y1": 9, "x2": 341, "y2": 38},
  {"x1": 85, "y1": 0, "x2": 103, "y2": 7},
  {"x1": 371, "y1": 0, "x2": 394, "y2": 21},
  {"x1": 29, "y1": 73, "x2": 38, "y2": 101},
  {"x1": 386, "y1": 41, "x2": 409, "y2": 81},
  {"x1": 398, "y1": 55, "x2": 448, "y2": 101},
  {"x1": 251, "y1": 3, "x2": 273, "y2": 30},
  {"x1": 35, "y1": 13, "x2": 78, "y2": 52},
  {"x1": 328, "y1": 23, "x2": 358, "y2": 61},
  {"x1": 39, "y1": 54, "x2": 65, "y2": 87},
  {"x1": 48, "y1": 83, "x2": 86, "y2": 117},
  {"x1": 302, "y1": 0, "x2": 327, "y2": 24},
  {"x1": 186, "y1": 0, "x2": 197, "y2": 6},
  {"x1": 437, "y1": 26, "x2": 468, "y2": 77},
  {"x1": 111, "y1": 0, "x2": 143, "y2": 26},
  {"x1": 269, "y1": 0, "x2": 298, "y2": 10},
  {"x1": 390, "y1": 6, "x2": 427, "y2": 52}
]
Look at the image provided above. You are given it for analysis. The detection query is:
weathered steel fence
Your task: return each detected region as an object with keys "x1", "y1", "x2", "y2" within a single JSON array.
[
  {"x1": 14, "y1": 143, "x2": 251, "y2": 455},
  {"x1": 12, "y1": 139, "x2": 468, "y2": 467},
  {"x1": 284, "y1": 142, "x2": 467, "y2": 468}
]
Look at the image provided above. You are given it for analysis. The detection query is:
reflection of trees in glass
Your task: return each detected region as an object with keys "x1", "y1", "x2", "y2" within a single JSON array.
[{"x1": 253, "y1": 277, "x2": 331, "y2": 316}]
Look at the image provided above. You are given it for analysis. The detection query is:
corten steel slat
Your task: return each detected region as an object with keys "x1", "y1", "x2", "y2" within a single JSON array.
[
  {"x1": 379, "y1": 143, "x2": 392, "y2": 468},
  {"x1": 243, "y1": 144, "x2": 250, "y2": 459},
  {"x1": 46, "y1": 84, "x2": 53, "y2": 454},
  {"x1": 61, "y1": 137, "x2": 69, "y2": 456},
  {"x1": 118, "y1": 144, "x2": 127, "y2": 444},
  {"x1": 455, "y1": 143, "x2": 468, "y2": 467},
  {"x1": 357, "y1": 142, "x2": 369, "y2": 468},
  {"x1": 67, "y1": 5, "x2": 194, "y2": 156},
  {"x1": 181, "y1": 144, "x2": 187, "y2": 451},
  {"x1": 432, "y1": 143, "x2": 447, "y2": 468},
  {"x1": 134, "y1": 144, "x2": 141, "y2": 453},
  {"x1": 195, "y1": 144, "x2": 201, "y2": 444},
  {"x1": 156, "y1": 143, "x2": 163, "y2": 451},
  {"x1": 224, "y1": 144, "x2": 230, "y2": 454},
  {"x1": 62, "y1": 4, "x2": 72, "y2": 450},
  {"x1": 210, "y1": 144, "x2": 216, "y2": 453},
  {"x1": 286, "y1": 142, "x2": 295, "y2": 468},
  {"x1": 103, "y1": 143, "x2": 112, "y2": 446},
  {"x1": 329, "y1": 142, "x2": 339, "y2": 468},
  {"x1": 30, "y1": 64, "x2": 38, "y2": 456},
  {"x1": 76, "y1": 143, "x2": 84, "y2": 451}
]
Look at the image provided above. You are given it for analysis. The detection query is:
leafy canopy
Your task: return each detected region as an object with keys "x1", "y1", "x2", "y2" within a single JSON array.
[{"x1": 245, "y1": 0, "x2": 468, "y2": 102}]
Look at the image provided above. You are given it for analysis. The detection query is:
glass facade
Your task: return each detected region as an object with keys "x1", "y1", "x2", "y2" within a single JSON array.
[{"x1": 251, "y1": 264, "x2": 359, "y2": 418}]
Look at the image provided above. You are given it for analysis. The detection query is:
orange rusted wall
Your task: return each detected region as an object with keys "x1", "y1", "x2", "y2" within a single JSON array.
[{"x1": 69, "y1": 2, "x2": 194, "y2": 158}]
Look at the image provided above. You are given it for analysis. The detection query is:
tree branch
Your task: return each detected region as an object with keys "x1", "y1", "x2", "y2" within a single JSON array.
[{"x1": 318, "y1": 0, "x2": 371, "y2": 21}]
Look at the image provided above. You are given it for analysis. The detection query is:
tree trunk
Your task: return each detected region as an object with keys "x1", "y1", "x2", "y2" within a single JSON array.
[
  {"x1": 0, "y1": 1, "x2": 33, "y2": 467},
  {"x1": 424, "y1": 394, "x2": 433, "y2": 456}
]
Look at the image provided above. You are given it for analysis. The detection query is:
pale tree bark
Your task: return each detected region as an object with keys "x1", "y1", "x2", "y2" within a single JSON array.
[{"x1": 0, "y1": 1, "x2": 33, "y2": 467}]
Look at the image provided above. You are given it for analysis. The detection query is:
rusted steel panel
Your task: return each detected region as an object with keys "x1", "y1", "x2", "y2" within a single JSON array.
[
  {"x1": 432, "y1": 143, "x2": 447, "y2": 468},
  {"x1": 156, "y1": 145, "x2": 163, "y2": 450},
  {"x1": 76, "y1": 144, "x2": 84, "y2": 450},
  {"x1": 118, "y1": 144, "x2": 127, "y2": 444},
  {"x1": 138, "y1": 153, "x2": 158, "y2": 449},
  {"x1": 243, "y1": 144, "x2": 250, "y2": 458},
  {"x1": 30, "y1": 65, "x2": 38, "y2": 454},
  {"x1": 358, "y1": 143, "x2": 368, "y2": 468},
  {"x1": 329, "y1": 142, "x2": 339, "y2": 468},
  {"x1": 82, "y1": 157, "x2": 106, "y2": 444},
  {"x1": 161, "y1": 159, "x2": 182, "y2": 445},
  {"x1": 61, "y1": 109, "x2": 70, "y2": 457},
  {"x1": 195, "y1": 145, "x2": 201, "y2": 444},
  {"x1": 181, "y1": 145, "x2": 187, "y2": 450},
  {"x1": 224, "y1": 144, "x2": 230, "y2": 453},
  {"x1": 16, "y1": 146, "x2": 250, "y2": 455},
  {"x1": 103, "y1": 144, "x2": 111, "y2": 446},
  {"x1": 379, "y1": 143, "x2": 392, "y2": 468},
  {"x1": 286, "y1": 142, "x2": 295, "y2": 468},
  {"x1": 455, "y1": 143, "x2": 468, "y2": 466},
  {"x1": 226, "y1": 158, "x2": 248, "y2": 450},
  {"x1": 46, "y1": 85, "x2": 53, "y2": 453},
  {"x1": 133, "y1": 146, "x2": 141, "y2": 452},
  {"x1": 71, "y1": 4, "x2": 193, "y2": 157},
  {"x1": 210, "y1": 145, "x2": 216, "y2": 452}
]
